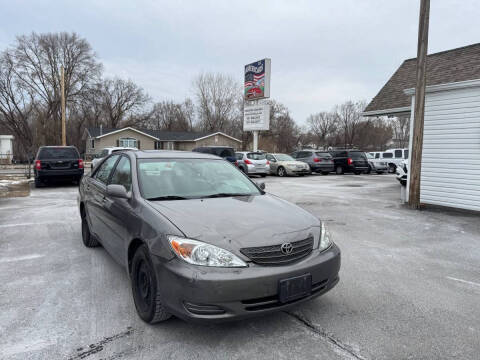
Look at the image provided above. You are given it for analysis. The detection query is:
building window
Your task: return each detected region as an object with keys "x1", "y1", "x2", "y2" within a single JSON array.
[
  {"x1": 90, "y1": 139, "x2": 95, "y2": 149},
  {"x1": 119, "y1": 137, "x2": 137, "y2": 148}
]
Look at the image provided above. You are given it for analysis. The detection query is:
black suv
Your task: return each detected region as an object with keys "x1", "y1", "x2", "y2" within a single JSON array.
[
  {"x1": 192, "y1": 146, "x2": 237, "y2": 164},
  {"x1": 329, "y1": 150, "x2": 369, "y2": 175},
  {"x1": 34, "y1": 146, "x2": 84, "y2": 187}
]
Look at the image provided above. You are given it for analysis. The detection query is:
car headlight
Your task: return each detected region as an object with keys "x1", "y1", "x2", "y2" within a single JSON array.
[
  {"x1": 319, "y1": 222, "x2": 332, "y2": 251},
  {"x1": 168, "y1": 235, "x2": 247, "y2": 267}
]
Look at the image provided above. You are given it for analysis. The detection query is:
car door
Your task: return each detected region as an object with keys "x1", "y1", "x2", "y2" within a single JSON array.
[
  {"x1": 101, "y1": 155, "x2": 135, "y2": 264},
  {"x1": 266, "y1": 154, "x2": 278, "y2": 172},
  {"x1": 86, "y1": 154, "x2": 120, "y2": 251}
]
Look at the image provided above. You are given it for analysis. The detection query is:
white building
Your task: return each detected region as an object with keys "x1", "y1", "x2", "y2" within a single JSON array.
[
  {"x1": 0, "y1": 134, "x2": 14, "y2": 164},
  {"x1": 363, "y1": 44, "x2": 480, "y2": 212}
]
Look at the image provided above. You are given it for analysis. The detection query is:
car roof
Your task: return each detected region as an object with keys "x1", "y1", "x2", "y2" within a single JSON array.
[
  {"x1": 131, "y1": 150, "x2": 220, "y2": 160},
  {"x1": 39, "y1": 145, "x2": 77, "y2": 148}
]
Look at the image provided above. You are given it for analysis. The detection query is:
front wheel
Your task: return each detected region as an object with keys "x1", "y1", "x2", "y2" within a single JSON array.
[
  {"x1": 277, "y1": 167, "x2": 287, "y2": 177},
  {"x1": 131, "y1": 245, "x2": 172, "y2": 324},
  {"x1": 388, "y1": 164, "x2": 397, "y2": 173},
  {"x1": 81, "y1": 209, "x2": 99, "y2": 248},
  {"x1": 335, "y1": 166, "x2": 344, "y2": 175}
]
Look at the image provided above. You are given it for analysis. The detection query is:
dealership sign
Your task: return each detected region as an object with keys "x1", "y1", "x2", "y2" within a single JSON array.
[
  {"x1": 244, "y1": 58, "x2": 271, "y2": 101},
  {"x1": 243, "y1": 104, "x2": 270, "y2": 131}
]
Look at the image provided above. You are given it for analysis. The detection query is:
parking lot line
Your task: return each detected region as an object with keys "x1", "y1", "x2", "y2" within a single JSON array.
[{"x1": 446, "y1": 276, "x2": 480, "y2": 288}]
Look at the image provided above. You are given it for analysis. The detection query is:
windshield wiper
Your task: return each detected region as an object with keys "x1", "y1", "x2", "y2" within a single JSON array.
[
  {"x1": 146, "y1": 195, "x2": 190, "y2": 201},
  {"x1": 202, "y1": 193, "x2": 252, "y2": 198}
]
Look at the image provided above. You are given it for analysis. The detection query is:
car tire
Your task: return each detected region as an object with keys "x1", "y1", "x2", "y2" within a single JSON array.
[
  {"x1": 34, "y1": 178, "x2": 44, "y2": 188},
  {"x1": 376, "y1": 171, "x2": 384, "y2": 174},
  {"x1": 366, "y1": 165, "x2": 372, "y2": 174},
  {"x1": 354, "y1": 171, "x2": 361, "y2": 175},
  {"x1": 388, "y1": 164, "x2": 396, "y2": 173},
  {"x1": 321, "y1": 171, "x2": 329, "y2": 175},
  {"x1": 81, "y1": 209, "x2": 100, "y2": 248},
  {"x1": 277, "y1": 167, "x2": 286, "y2": 177},
  {"x1": 335, "y1": 166, "x2": 344, "y2": 175},
  {"x1": 131, "y1": 245, "x2": 172, "y2": 324}
]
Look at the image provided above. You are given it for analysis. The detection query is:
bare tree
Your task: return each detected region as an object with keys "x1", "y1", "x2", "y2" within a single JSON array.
[
  {"x1": 193, "y1": 73, "x2": 241, "y2": 132},
  {"x1": 145, "y1": 99, "x2": 194, "y2": 131},
  {"x1": 390, "y1": 115, "x2": 410, "y2": 148},
  {"x1": 307, "y1": 111, "x2": 337, "y2": 149},
  {"x1": 100, "y1": 77, "x2": 150, "y2": 128},
  {"x1": 9, "y1": 32, "x2": 102, "y2": 144},
  {"x1": 0, "y1": 52, "x2": 35, "y2": 157},
  {"x1": 335, "y1": 100, "x2": 366, "y2": 148}
]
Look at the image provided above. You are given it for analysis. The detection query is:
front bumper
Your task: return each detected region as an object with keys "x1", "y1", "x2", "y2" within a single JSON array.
[
  {"x1": 153, "y1": 243, "x2": 341, "y2": 323},
  {"x1": 285, "y1": 167, "x2": 311, "y2": 175}
]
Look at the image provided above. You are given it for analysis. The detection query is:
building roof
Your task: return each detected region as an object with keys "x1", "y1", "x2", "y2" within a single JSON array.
[
  {"x1": 86, "y1": 127, "x2": 241, "y2": 142},
  {"x1": 364, "y1": 43, "x2": 480, "y2": 116}
]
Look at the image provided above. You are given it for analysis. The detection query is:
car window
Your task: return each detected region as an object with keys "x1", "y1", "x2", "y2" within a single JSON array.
[
  {"x1": 235, "y1": 153, "x2": 244, "y2": 160},
  {"x1": 349, "y1": 151, "x2": 366, "y2": 159},
  {"x1": 38, "y1": 147, "x2": 79, "y2": 159},
  {"x1": 247, "y1": 152, "x2": 266, "y2": 160},
  {"x1": 138, "y1": 158, "x2": 261, "y2": 199},
  {"x1": 394, "y1": 150, "x2": 402, "y2": 158},
  {"x1": 366, "y1": 153, "x2": 374, "y2": 159},
  {"x1": 315, "y1": 152, "x2": 332, "y2": 159},
  {"x1": 94, "y1": 155, "x2": 120, "y2": 184},
  {"x1": 266, "y1": 154, "x2": 275, "y2": 161},
  {"x1": 375, "y1": 153, "x2": 380, "y2": 159},
  {"x1": 404, "y1": 149, "x2": 409, "y2": 159},
  {"x1": 382, "y1": 152, "x2": 393, "y2": 158},
  {"x1": 275, "y1": 154, "x2": 294, "y2": 161},
  {"x1": 297, "y1": 151, "x2": 309, "y2": 158},
  {"x1": 109, "y1": 156, "x2": 132, "y2": 192}
]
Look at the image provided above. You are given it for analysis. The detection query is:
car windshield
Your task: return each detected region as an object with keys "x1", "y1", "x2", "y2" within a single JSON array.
[
  {"x1": 366, "y1": 153, "x2": 374, "y2": 159},
  {"x1": 138, "y1": 158, "x2": 261, "y2": 200},
  {"x1": 247, "y1": 152, "x2": 266, "y2": 160},
  {"x1": 274, "y1": 154, "x2": 294, "y2": 161},
  {"x1": 38, "y1": 147, "x2": 78, "y2": 159},
  {"x1": 350, "y1": 152, "x2": 366, "y2": 159},
  {"x1": 315, "y1": 152, "x2": 332, "y2": 159}
]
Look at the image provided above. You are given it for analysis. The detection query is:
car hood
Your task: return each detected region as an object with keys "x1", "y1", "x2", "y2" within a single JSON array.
[{"x1": 148, "y1": 194, "x2": 320, "y2": 254}]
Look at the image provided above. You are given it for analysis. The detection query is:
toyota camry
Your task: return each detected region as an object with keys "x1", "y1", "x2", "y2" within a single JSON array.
[{"x1": 78, "y1": 150, "x2": 341, "y2": 323}]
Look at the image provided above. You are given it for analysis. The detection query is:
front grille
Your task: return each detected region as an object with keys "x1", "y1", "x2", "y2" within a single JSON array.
[{"x1": 240, "y1": 237, "x2": 314, "y2": 266}]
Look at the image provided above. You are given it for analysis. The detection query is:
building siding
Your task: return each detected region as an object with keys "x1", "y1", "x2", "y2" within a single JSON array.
[{"x1": 417, "y1": 85, "x2": 480, "y2": 211}]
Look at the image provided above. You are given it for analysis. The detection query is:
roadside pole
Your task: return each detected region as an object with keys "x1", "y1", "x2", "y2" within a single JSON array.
[
  {"x1": 253, "y1": 130, "x2": 259, "y2": 152},
  {"x1": 61, "y1": 65, "x2": 66, "y2": 146},
  {"x1": 408, "y1": 0, "x2": 430, "y2": 209}
]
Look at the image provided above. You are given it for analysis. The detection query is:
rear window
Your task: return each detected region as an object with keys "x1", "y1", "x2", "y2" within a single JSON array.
[
  {"x1": 382, "y1": 152, "x2": 393, "y2": 158},
  {"x1": 315, "y1": 152, "x2": 332, "y2": 159},
  {"x1": 247, "y1": 152, "x2": 266, "y2": 160},
  {"x1": 38, "y1": 147, "x2": 79, "y2": 160},
  {"x1": 212, "y1": 148, "x2": 235, "y2": 158},
  {"x1": 349, "y1": 152, "x2": 366, "y2": 159}
]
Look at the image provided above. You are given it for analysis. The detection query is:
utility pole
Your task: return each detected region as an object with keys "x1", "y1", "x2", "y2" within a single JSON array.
[
  {"x1": 408, "y1": 0, "x2": 430, "y2": 209},
  {"x1": 61, "y1": 65, "x2": 66, "y2": 146}
]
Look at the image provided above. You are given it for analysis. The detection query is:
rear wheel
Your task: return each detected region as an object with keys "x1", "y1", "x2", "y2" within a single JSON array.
[
  {"x1": 277, "y1": 167, "x2": 286, "y2": 177},
  {"x1": 81, "y1": 209, "x2": 99, "y2": 248},
  {"x1": 335, "y1": 166, "x2": 344, "y2": 175},
  {"x1": 260, "y1": 174, "x2": 266, "y2": 178},
  {"x1": 131, "y1": 245, "x2": 172, "y2": 324},
  {"x1": 376, "y1": 171, "x2": 384, "y2": 174}
]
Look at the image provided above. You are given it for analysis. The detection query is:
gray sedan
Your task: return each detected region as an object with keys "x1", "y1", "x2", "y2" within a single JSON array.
[{"x1": 78, "y1": 150, "x2": 340, "y2": 323}]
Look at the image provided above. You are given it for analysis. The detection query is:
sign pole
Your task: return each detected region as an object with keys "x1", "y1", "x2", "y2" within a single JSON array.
[
  {"x1": 61, "y1": 65, "x2": 66, "y2": 146},
  {"x1": 253, "y1": 130, "x2": 259, "y2": 152}
]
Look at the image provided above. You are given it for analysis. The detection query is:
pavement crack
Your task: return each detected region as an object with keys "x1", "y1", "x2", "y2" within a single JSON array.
[
  {"x1": 284, "y1": 311, "x2": 367, "y2": 360},
  {"x1": 67, "y1": 327, "x2": 134, "y2": 360}
]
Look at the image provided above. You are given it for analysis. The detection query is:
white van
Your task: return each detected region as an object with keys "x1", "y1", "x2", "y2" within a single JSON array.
[{"x1": 369, "y1": 148, "x2": 408, "y2": 172}]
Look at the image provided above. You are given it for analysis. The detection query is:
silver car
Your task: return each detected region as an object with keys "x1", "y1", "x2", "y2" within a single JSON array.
[
  {"x1": 266, "y1": 153, "x2": 311, "y2": 176},
  {"x1": 366, "y1": 153, "x2": 388, "y2": 174},
  {"x1": 236, "y1": 151, "x2": 270, "y2": 177}
]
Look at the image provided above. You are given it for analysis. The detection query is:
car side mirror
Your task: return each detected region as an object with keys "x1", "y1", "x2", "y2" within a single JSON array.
[
  {"x1": 257, "y1": 181, "x2": 266, "y2": 191},
  {"x1": 106, "y1": 184, "x2": 130, "y2": 199}
]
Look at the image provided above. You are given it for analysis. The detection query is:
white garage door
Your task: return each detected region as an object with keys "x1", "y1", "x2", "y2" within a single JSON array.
[{"x1": 420, "y1": 84, "x2": 480, "y2": 211}]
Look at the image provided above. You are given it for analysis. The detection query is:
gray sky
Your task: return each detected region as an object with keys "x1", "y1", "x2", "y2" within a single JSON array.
[{"x1": 0, "y1": 0, "x2": 479, "y2": 125}]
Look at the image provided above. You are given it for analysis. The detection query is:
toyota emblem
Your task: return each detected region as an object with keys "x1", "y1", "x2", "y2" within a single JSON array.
[{"x1": 280, "y1": 242, "x2": 293, "y2": 255}]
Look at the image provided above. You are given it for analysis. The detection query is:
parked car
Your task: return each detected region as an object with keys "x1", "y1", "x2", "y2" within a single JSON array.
[
  {"x1": 235, "y1": 151, "x2": 269, "y2": 176},
  {"x1": 34, "y1": 146, "x2": 84, "y2": 187},
  {"x1": 370, "y1": 148, "x2": 408, "y2": 173},
  {"x1": 290, "y1": 150, "x2": 334, "y2": 175},
  {"x1": 92, "y1": 147, "x2": 137, "y2": 169},
  {"x1": 329, "y1": 150, "x2": 369, "y2": 175},
  {"x1": 366, "y1": 153, "x2": 388, "y2": 174},
  {"x1": 79, "y1": 150, "x2": 341, "y2": 323},
  {"x1": 396, "y1": 159, "x2": 408, "y2": 186},
  {"x1": 192, "y1": 146, "x2": 237, "y2": 164},
  {"x1": 266, "y1": 153, "x2": 311, "y2": 177}
]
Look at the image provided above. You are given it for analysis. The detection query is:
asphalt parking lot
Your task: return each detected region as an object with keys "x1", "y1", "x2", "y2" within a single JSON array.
[{"x1": 1, "y1": 173, "x2": 479, "y2": 360}]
